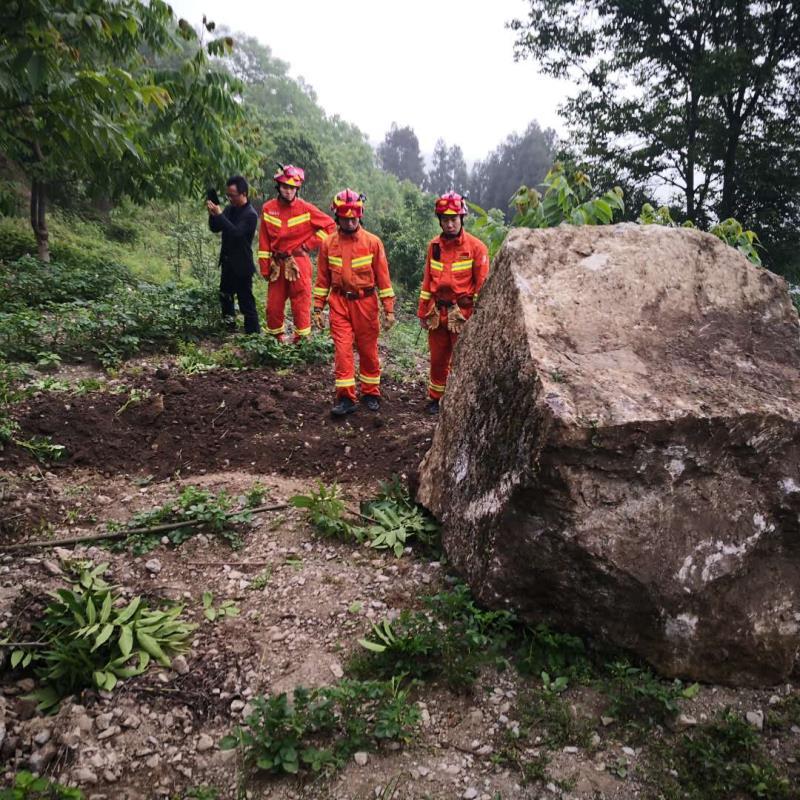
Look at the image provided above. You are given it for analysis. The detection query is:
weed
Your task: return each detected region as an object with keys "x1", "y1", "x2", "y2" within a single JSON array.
[
  {"x1": 515, "y1": 623, "x2": 593, "y2": 686},
  {"x1": 491, "y1": 737, "x2": 552, "y2": 787},
  {"x1": 6, "y1": 563, "x2": 195, "y2": 710},
  {"x1": 114, "y1": 387, "x2": 152, "y2": 415},
  {"x1": 247, "y1": 568, "x2": 272, "y2": 591},
  {"x1": 220, "y1": 678, "x2": 419, "y2": 776},
  {"x1": 0, "y1": 771, "x2": 84, "y2": 799},
  {"x1": 201, "y1": 592, "x2": 240, "y2": 622},
  {"x1": 291, "y1": 479, "x2": 440, "y2": 556},
  {"x1": 602, "y1": 660, "x2": 699, "y2": 730},
  {"x1": 766, "y1": 693, "x2": 800, "y2": 732},
  {"x1": 352, "y1": 583, "x2": 514, "y2": 691},
  {"x1": 645, "y1": 710, "x2": 792, "y2": 800},
  {"x1": 177, "y1": 342, "x2": 219, "y2": 375},
  {"x1": 516, "y1": 689, "x2": 594, "y2": 749},
  {"x1": 290, "y1": 482, "x2": 355, "y2": 541},
  {"x1": 110, "y1": 485, "x2": 255, "y2": 553}
]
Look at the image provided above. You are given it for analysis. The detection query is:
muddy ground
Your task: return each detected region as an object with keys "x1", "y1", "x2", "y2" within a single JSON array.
[{"x1": 0, "y1": 357, "x2": 798, "y2": 800}]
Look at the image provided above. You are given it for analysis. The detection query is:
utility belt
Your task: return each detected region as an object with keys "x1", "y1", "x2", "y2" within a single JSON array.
[
  {"x1": 333, "y1": 285, "x2": 375, "y2": 300},
  {"x1": 435, "y1": 295, "x2": 474, "y2": 310}
]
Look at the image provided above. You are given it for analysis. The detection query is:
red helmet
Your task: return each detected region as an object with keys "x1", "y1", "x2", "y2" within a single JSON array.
[
  {"x1": 273, "y1": 164, "x2": 305, "y2": 187},
  {"x1": 435, "y1": 191, "x2": 467, "y2": 216},
  {"x1": 331, "y1": 188, "x2": 365, "y2": 219}
]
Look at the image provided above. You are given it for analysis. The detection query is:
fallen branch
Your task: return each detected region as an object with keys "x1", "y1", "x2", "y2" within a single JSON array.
[{"x1": 0, "y1": 503, "x2": 289, "y2": 553}]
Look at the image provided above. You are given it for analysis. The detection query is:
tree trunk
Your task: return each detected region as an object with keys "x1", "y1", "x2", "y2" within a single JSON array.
[
  {"x1": 719, "y1": 123, "x2": 742, "y2": 221},
  {"x1": 30, "y1": 178, "x2": 49, "y2": 262}
]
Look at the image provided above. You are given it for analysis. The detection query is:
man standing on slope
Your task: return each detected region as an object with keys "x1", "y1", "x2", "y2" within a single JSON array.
[
  {"x1": 207, "y1": 175, "x2": 260, "y2": 335},
  {"x1": 417, "y1": 191, "x2": 489, "y2": 414},
  {"x1": 312, "y1": 189, "x2": 396, "y2": 416},
  {"x1": 257, "y1": 165, "x2": 335, "y2": 342}
]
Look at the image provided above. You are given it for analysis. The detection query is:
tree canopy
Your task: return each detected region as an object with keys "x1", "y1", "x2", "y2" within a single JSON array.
[
  {"x1": 511, "y1": 0, "x2": 800, "y2": 276},
  {"x1": 0, "y1": 0, "x2": 252, "y2": 260}
]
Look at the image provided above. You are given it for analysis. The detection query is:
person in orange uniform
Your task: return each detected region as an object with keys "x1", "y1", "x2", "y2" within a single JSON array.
[
  {"x1": 257, "y1": 164, "x2": 335, "y2": 342},
  {"x1": 313, "y1": 189, "x2": 396, "y2": 416},
  {"x1": 417, "y1": 191, "x2": 490, "y2": 414}
]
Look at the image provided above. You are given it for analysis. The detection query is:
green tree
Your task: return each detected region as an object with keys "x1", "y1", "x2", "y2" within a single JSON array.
[
  {"x1": 377, "y1": 124, "x2": 426, "y2": 187},
  {"x1": 425, "y1": 140, "x2": 469, "y2": 196},
  {"x1": 469, "y1": 121, "x2": 556, "y2": 217},
  {"x1": 0, "y1": 0, "x2": 251, "y2": 261},
  {"x1": 510, "y1": 1, "x2": 800, "y2": 274}
]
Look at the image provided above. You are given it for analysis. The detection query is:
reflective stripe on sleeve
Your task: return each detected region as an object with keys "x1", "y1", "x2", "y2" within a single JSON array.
[
  {"x1": 378, "y1": 287, "x2": 394, "y2": 298},
  {"x1": 257, "y1": 250, "x2": 271, "y2": 259},
  {"x1": 420, "y1": 290, "x2": 432, "y2": 300},
  {"x1": 313, "y1": 287, "x2": 330, "y2": 298},
  {"x1": 262, "y1": 212, "x2": 281, "y2": 227},
  {"x1": 316, "y1": 229, "x2": 329, "y2": 240},
  {"x1": 287, "y1": 212, "x2": 311, "y2": 227}
]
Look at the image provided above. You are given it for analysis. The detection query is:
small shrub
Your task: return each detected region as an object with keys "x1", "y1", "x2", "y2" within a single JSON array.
[
  {"x1": 602, "y1": 660, "x2": 699, "y2": 730},
  {"x1": 219, "y1": 678, "x2": 419, "y2": 776},
  {"x1": 352, "y1": 583, "x2": 515, "y2": 691},
  {"x1": 647, "y1": 710, "x2": 792, "y2": 800},
  {"x1": 0, "y1": 771, "x2": 84, "y2": 799},
  {"x1": 515, "y1": 623, "x2": 593, "y2": 685},
  {"x1": 8, "y1": 563, "x2": 196, "y2": 710}
]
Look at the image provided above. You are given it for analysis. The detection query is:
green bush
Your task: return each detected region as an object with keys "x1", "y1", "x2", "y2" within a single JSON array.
[
  {"x1": 0, "y1": 255, "x2": 132, "y2": 309},
  {"x1": 648, "y1": 711, "x2": 792, "y2": 800},
  {"x1": 0, "y1": 772, "x2": 83, "y2": 799},
  {"x1": 352, "y1": 583, "x2": 514, "y2": 691},
  {"x1": 220, "y1": 678, "x2": 419, "y2": 776},
  {"x1": 0, "y1": 282, "x2": 222, "y2": 366},
  {"x1": 9, "y1": 563, "x2": 196, "y2": 710}
]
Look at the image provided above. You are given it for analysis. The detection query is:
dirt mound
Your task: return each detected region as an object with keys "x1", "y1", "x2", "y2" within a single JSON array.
[{"x1": 4, "y1": 366, "x2": 435, "y2": 483}]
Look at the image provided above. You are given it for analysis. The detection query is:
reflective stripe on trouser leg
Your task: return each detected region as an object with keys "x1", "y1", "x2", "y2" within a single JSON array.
[
  {"x1": 266, "y1": 276, "x2": 288, "y2": 339},
  {"x1": 352, "y1": 294, "x2": 381, "y2": 397},
  {"x1": 288, "y1": 255, "x2": 313, "y2": 343},
  {"x1": 428, "y1": 326, "x2": 458, "y2": 399},
  {"x1": 328, "y1": 292, "x2": 357, "y2": 400}
]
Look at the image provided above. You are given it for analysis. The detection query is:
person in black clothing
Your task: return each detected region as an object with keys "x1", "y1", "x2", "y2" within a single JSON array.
[{"x1": 207, "y1": 175, "x2": 261, "y2": 334}]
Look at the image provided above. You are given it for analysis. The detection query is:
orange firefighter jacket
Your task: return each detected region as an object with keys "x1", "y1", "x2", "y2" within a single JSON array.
[
  {"x1": 257, "y1": 198, "x2": 335, "y2": 277},
  {"x1": 314, "y1": 227, "x2": 395, "y2": 313},
  {"x1": 416, "y1": 229, "x2": 490, "y2": 317}
]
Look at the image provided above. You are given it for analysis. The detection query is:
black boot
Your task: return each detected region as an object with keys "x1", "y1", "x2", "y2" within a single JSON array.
[
  {"x1": 331, "y1": 397, "x2": 357, "y2": 417},
  {"x1": 425, "y1": 398, "x2": 440, "y2": 415},
  {"x1": 361, "y1": 395, "x2": 380, "y2": 412}
]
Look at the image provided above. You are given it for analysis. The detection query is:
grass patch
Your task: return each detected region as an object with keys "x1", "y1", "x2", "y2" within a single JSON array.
[
  {"x1": 644, "y1": 710, "x2": 794, "y2": 800},
  {"x1": 350, "y1": 582, "x2": 514, "y2": 692},
  {"x1": 220, "y1": 678, "x2": 419, "y2": 777}
]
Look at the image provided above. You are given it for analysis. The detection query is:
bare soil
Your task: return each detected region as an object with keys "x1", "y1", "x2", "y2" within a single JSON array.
[{"x1": 0, "y1": 359, "x2": 797, "y2": 800}]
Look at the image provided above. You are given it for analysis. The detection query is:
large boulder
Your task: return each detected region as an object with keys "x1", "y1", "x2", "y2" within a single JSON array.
[{"x1": 417, "y1": 223, "x2": 800, "y2": 686}]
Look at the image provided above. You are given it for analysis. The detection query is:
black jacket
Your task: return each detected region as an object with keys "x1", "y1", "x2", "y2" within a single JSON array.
[{"x1": 209, "y1": 201, "x2": 258, "y2": 277}]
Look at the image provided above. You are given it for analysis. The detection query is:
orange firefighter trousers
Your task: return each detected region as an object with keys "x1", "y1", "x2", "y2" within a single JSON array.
[
  {"x1": 428, "y1": 304, "x2": 472, "y2": 400},
  {"x1": 266, "y1": 255, "x2": 312, "y2": 342},
  {"x1": 328, "y1": 291, "x2": 381, "y2": 401}
]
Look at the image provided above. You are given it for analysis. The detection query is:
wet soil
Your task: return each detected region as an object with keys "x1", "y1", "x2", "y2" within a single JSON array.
[{"x1": 2, "y1": 365, "x2": 436, "y2": 483}]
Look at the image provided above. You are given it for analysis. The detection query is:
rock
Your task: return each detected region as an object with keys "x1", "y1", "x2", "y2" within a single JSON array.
[
  {"x1": 28, "y1": 743, "x2": 57, "y2": 772},
  {"x1": 329, "y1": 661, "x2": 344, "y2": 679},
  {"x1": 354, "y1": 751, "x2": 368, "y2": 766},
  {"x1": 196, "y1": 734, "x2": 214, "y2": 752},
  {"x1": 230, "y1": 699, "x2": 245, "y2": 713},
  {"x1": 417, "y1": 224, "x2": 800, "y2": 687},
  {"x1": 463, "y1": 789, "x2": 479, "y2": 800},
  {"x1": 746, "y1": 710, "x2": 765, "y2": 731},
  {"x1": 144, "y1": 559, "x2": 162, "y2": 574},
  {"x1": 16, "y1": 678, "x2": 35, "y2": 692},
  {"x1": 42, "y1": 560, "x2": 62, "y2": 576},
  {"x1": 95, "y1": 712, "x2": 113, "y2": 732},
  {"x1": 74, "y1": 768, "x2": 98, "y2": 785},
  {"x1": 171, "y1": 655, "x2": 190, "y2": 675},
  {"x1": 677, "y1": 714, "x2": 698, "y2": 728},
  {"x1": 33, "y1": 729, "x2": 52, "y2": 745}
]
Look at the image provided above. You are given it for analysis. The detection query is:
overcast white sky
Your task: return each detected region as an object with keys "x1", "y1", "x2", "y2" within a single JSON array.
[{"x1": 167, "y1": 0, "x2": 571, "y2": 163}]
